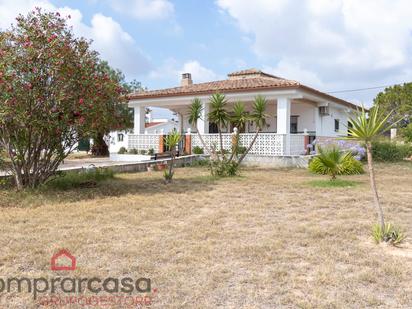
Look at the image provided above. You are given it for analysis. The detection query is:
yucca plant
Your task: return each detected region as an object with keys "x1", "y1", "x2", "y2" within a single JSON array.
[
  {"x1": 309, "y1": 146, "x2": 363, "y2": 180},
  {"x1": 163, "y1": 131, "x2": 181, "y2": 183},
  {"x1": 188, "y1": 93, "x2": 268, "y2": 177},
  {"x1": 372, "y1": 223, "x2": 406, "y2": 245},
  {"x1": 238, "y1": 95, "x2": 269, "y2": 164},
  {"x1": 188, "y1": 98, "x2": 215, "y2": 158},
  {"x1": 208, "y1": 93, "x2": 229, "y2": 158},
  {"x1": 345, "y1": 105, "x2": 398, "y2": 239},
  {"x1": 229, "y1": 101, "x2": 249, "y2": 160}
]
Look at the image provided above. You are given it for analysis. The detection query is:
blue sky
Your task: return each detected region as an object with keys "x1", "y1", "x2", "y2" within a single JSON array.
[{"x1": 1, "y1": 0, "x2": 412, "y2": 118}]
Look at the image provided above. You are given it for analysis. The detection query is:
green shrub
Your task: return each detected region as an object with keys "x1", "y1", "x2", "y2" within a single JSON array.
[
  {"x1": 46, "y1": 168, "x2": 114, "y2": 190},
  {"x1": 371, "y1": 141, "x2": 412, "y2": 162},
  {"x1": 210, "y1": 159, "x2": 239, "y2": 177},
  {"x1": 140, "y1": 149, "x2": 147, "y2": 155},
  {"x1": 193, "y1": 146, "x2": 204, "y2": 154},
  {"x1": 372, "y1": 223, "x2": 406, "y2": 245},
  {"x1": 236, "y1": 146, "x2": 247, "y2": 155},
  {"x1": 309, "y1": 146, "x2": 364, "y2": 179},
  {"x1": 118, "y1": 147, "x2": 127, "y2": 154},
  {"x1": 401, "y1": 123, "x2": 412, "y2": 143},
  {"x1": 190, "y1": 158, "x2": 210, "y2": 167},
  {"x1": 217, "y1": 149, "x2": 229, "y2": 155},
  {"x1": 128, "y1": 148, "x2": 138, "y2": 154},
  {"x1": 148, "y1": 148, "x2": 155, "y2": 155}
]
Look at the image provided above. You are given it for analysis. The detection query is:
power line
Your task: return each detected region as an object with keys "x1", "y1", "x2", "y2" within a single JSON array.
[{"x1": 327, "y1": 84, "x2": 401, "y2": 94}]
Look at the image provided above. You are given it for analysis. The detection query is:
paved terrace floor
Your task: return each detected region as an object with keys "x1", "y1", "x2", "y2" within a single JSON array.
[{"x1": 0, "y1": 157, "x2": 143, "y2": 177}]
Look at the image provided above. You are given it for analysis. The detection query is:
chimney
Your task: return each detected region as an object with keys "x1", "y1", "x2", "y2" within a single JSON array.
[{"x1": 181, "y1": 73, "x2": 193, "y2": 87}]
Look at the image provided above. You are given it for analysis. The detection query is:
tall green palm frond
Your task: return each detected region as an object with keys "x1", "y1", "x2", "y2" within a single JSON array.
[
  {"x1": 251, "y1": 95, "x2": 269, "y2": 129},
  {"x1": 164, "y1": 131, "x2": 181, "y2": 152},
  {"x1": 237, "y1": 95, "x2": 269, "y2": 164},
  {"x1": 208, "y1": 93, "x2": 229, "y2": 128},
  {"x1": 345, "y1": 105, "x2": 394, "y2": 142},
  {"x1": 231, "y1": 101, "x2": 249, "y2": 131},
  {"x1": 188, "y1": 98, "x2": 203, "y2": 126}
]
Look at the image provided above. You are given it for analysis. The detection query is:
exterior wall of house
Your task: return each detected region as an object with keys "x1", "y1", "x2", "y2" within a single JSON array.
[
  {"x1": 109, "y1": 130, "x2": 128, "y2": 153},
  {"x1": 291, "y1": 103, "x2": 317, "y2": 133},
  {"x1": 318, "y1": 104, "x2": 349, "y2": 137},
  {"x1": 145, "y1": 121, "x2": 178, "y2": 134}
]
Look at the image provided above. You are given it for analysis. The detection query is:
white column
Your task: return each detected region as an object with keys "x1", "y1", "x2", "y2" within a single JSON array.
[
  {"x1": 277, "y1": 97, "x2": 291, "y2": 134},
  {"x1": 277, "y1": 97, "x2": 291, "y2": 155},
  {"x1": 197, "y1": 101, "x2": 209, "y2": 134},
  {"x1": 177, "y1": 112, "x2": 184, "y2": 133},
  {"x1": 134, "y1": 106, "x2": 146, "y2": 134}
]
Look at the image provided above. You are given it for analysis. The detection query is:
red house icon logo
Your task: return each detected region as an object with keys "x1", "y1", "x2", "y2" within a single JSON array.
[{"x1": 51, "y1": 249, "x2": 76, "y2": 271}]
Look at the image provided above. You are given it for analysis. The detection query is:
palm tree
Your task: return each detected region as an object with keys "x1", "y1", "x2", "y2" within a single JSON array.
[
  {"x1": 188, "y1": 98, "x2": 215, "y2": 158},
  {"x1": 238, "y1": 95, "x2": 269, "y2": 164},
  {"x1": 208, "y1": 93, "x2": 229, "y2": 158},
  {"x1": 309, "y1": 146, "x2": 363, "y2": 180},
  {"x1": 229, "y1": 101, "x2": 249, "y2": 160},
  {"x1": 164, "y1": 131, "x2": 181, "y2": 183},
  {"x1": 345, "y1": 105, "x2": 395, "y2": 233}
]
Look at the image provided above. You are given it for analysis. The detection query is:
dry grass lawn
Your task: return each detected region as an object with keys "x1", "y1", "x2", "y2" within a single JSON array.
[{"x1": 0, "y1": 162, "x2": 412, "y2": 308}]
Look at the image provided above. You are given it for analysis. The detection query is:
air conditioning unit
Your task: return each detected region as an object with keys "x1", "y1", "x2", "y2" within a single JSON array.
[{"x1": 319, "y1": 106, "x2": 330, "y2": 116}]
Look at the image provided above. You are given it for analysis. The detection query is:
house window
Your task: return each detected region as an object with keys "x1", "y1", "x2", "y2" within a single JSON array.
[
  {"x1": 347, "y1": 121, "x2": 353, "y2": 136},
  {"x1": 334, "y1": 119, "x2": 340, "y2": 132},
  {"x1": 209, "y1": 122, "x2": 219, "y2": 133},
  {"x1": 290, "y1": 116, "x2": 298, "y2": 133},
  {"x1": 117, "y1": 133, "x2": 124, "y2": 142}
]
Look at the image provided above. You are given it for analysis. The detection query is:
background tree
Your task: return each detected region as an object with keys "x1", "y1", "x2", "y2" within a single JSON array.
[
  {"x1": 373, "y1": 83, "x2": 412, "y2": 128},
  {"x1": 88, "y1": 61, "x2": 132, "y2": 156},
  {"x1": 0, "y1": 9, "x2": 125, "y2": 189}
]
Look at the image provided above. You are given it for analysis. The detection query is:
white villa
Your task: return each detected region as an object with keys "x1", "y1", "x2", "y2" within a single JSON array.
[{"x1": 111, "y1": 69, "x2": 359, "y2": 158}]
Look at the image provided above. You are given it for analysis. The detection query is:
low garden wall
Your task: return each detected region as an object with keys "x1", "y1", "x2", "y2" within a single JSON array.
[{"x1": 241, "y1": 155, "x2": 312, "y2": 168}]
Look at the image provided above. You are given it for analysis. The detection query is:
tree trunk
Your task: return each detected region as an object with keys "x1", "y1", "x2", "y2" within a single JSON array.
[
  {"x1": 195, "y1": 124, "x2": 216, "y2": 159},
  {"x1": 366, "y1": 142, "x2": 385, "y2": 232},
  {"x1": 91, "y1": 133, "x2": 109, "y2": 157},
  {"x1": 237, "y1": 129, "x2": 260, "y2": 165},
  {"x1": 218, "y1": 125, "x2": 225, "y2": 160}
]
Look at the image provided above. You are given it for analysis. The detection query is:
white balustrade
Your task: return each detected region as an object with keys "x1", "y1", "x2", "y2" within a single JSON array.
[
  {"x1": 289, "y1": 134, "x2": 306, "y2": 155},
  {"x1": 128, "y1": 134, "x2": 160, "y2": 152},
  {"x1": 191, "y1": 133, "x2": 287, "y2": 156}
]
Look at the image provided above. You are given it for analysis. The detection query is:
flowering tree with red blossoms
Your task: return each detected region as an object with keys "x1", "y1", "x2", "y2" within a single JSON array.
[{"x1": 0, "y1": 9, "x2": 130, "y2": 189}]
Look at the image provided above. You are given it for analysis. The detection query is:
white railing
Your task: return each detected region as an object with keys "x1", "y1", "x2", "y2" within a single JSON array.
[
  {"x1": 128, "y1": 134, "x2": 160, "y2": 152},
  {"x1": 191, "y1": 133, "x2": 287, "y2": 156},
  {"x1": 289, "y1": 134, "x2": 306, "y2": 155}
]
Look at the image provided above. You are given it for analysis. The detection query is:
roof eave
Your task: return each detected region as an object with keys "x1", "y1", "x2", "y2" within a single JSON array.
[{"x1": 128, "y1": 84, "x2": 359, "y2": 110}]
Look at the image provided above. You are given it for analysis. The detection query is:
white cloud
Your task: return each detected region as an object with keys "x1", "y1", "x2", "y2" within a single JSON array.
[
  {"x1": 109, "y1": 0, "x2": 174, "y2": 20},
  {"x1": 263, "y1": 60, "x2": 324, "y2": 89},
  {"x1": 0, "y1": 0, "x2": 150, "y2": 76},
  {"x1": 180, "y1": 61, "x2": 220, "y2": 83},
  {"x1": 148, "y1": 58, "x2": 221, "y2": 87},
  {"x1": 217, "y1": 0, "x2": 412, "y2": 104}
]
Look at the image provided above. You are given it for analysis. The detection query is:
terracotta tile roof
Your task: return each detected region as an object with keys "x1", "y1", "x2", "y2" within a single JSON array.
[
  {"x1": 145, "y1": 122, "x2": 165, "y2": 128},
  {"x1": 130, "y1": 70, "x2": 298, "y2": 98},
  {"x1": 129, "y1": 68, "x2": 358, "y2": 109},
  {"x1": 227, "y1": 68, "x2": 282, "y2": 79}
]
